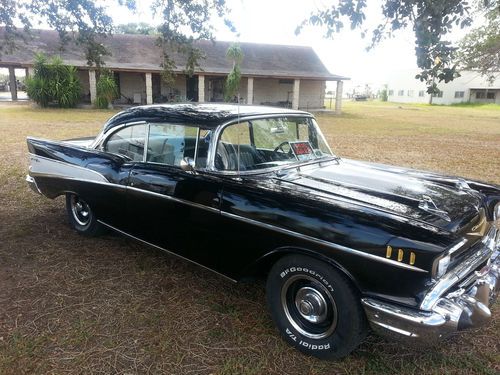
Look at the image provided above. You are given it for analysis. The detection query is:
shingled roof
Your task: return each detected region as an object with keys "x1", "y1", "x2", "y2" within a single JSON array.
[{"x1": 0, "y1": 28, "x2": 346, "y2": 81}]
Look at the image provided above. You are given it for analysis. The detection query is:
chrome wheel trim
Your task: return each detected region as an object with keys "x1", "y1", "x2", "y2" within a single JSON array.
[
  {"x1": 281, "y1": 274, "x2": 338, "y2": 340},
  {"x1": 70, "y1": 196, "x2": 92, "y2": 227}
]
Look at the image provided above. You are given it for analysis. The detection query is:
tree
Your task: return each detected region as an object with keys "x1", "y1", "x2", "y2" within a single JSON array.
[
  {"x1": 458, "y1": 4, "x2": 500, "y2": 81},
  {"x1": 296, "y1": 1, "x2": 499, "y2": 94},
  {"x1": 115, "y1": 22, "x2": 158, "y2": 35},
  {"x1": 1, "y1": 0, "x2": 113, "y2": 67},
  {"x1": 224, "y1": 43, "x2": 243, "y2": 102},
  {"x1": 25, "y1": 53, "x2": 81, "y2": 108},
  {"x1": 1, "y1": 0, "x2": 234, "y2": 79}
]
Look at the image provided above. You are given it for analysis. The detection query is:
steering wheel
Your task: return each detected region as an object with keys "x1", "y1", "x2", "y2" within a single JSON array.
[{"x1": 273, "y1": 141, "x2": 291, "y2": 154}]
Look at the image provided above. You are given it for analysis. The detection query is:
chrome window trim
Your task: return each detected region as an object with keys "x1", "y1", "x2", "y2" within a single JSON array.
[
  {"x1": 205, "y1": 113, "x2": 323, "y2": 173},
  {"x1": 93, "y1": 120, "x2": 148, "y2": 150}
]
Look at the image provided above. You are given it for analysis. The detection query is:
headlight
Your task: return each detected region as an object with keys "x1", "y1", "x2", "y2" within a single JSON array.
[
  {"x1": 436, "y1": 254, "x2": 450, "y2": 278},
  {"x1": 494, "y1": 202, "x2": 500, "y2": 229}
]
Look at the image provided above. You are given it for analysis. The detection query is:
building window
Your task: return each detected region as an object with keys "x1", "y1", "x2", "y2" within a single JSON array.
[
  {"x1": 278, "y1": 79, "x2": 293, "y2": 85},
  {"x1": 454, "y1": 91, "x2": 465, "y2": 98},
  {"x1": 418, "y1": 90, "x2": 425, "y2": 97},
  {"x1": 476, "y1": 91, "x2": 485, "y2": 99},
  {"x1": 487, "y1": 92, "x2": 496, "y2": 99},
  {"x1": 398, "y1": 90, "x2": 404, "y2": 96},
  {"x1": 432, "y1": 90, "x2": 443, "y2": 98},
  {"x1": 388, "y1": 90, "x2": 394, "y2": 96},
  {"x1": 407, "y1": 90, "x2": 414, "y2": 97}
]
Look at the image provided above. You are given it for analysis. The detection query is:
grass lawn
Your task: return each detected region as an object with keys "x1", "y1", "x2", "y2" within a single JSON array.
[{"x1": 0, "y1": 101, "x2": 499, "y2": 374}]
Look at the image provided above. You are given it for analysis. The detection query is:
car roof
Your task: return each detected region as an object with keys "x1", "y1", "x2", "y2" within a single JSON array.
[{"x1": 103, "y1": 103, "x2": 312, "y2": 132}]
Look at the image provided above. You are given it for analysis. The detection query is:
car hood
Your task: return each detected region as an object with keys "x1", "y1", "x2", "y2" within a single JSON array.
[{"x1": 276, "y1": 158, "x2": 481, "y2": 233}]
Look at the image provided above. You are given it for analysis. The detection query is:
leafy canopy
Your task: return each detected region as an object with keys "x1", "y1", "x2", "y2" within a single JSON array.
[
  {"x1": 1, "y1": 0, "x2": 234, "y2": 82},
  {"x1": 458, "y1": 4, "x2": 500, "y2": 81},
  {"x1": 296, "y1": 0, "x2": 498, "y2": 93}
]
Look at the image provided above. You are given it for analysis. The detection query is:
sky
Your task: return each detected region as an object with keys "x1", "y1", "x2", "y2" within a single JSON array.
[{"x1": 2, "y1": 0, "x2": 480, "y2": 93}]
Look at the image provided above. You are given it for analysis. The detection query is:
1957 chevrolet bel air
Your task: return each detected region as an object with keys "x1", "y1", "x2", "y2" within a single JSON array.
[{"x1": 26, "y1": 103, "x2": 499, "y2": 359}]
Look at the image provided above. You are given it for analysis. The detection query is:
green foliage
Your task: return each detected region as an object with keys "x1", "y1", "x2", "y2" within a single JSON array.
[
  {"x1": 96, "y1": 70, "x2": 118, "y2": 109},
  {"x1": 115, "y1": 22, "x2": 158, "y2": 35},
  {"x1": 224, "y1": 43, "x2": 244, "y2": 102},
  {"x1": 25, "y1": 53, "x2": 81, "y2": 108},
  {"x1": 1, "y1": 1, "x2": 113, "y2": 66},
  {"x1": 296, "y1": 1, "x2": 499, "y2": 92},
  {"x1": 458, "y1": 5, "x2": 500, "y2": 81},
  {"x1": 1, "y1": 0, "x2": 234, "y2": 72},
  {"x1": 380, "y1": 87, "x2": 388, "y2": 102}
]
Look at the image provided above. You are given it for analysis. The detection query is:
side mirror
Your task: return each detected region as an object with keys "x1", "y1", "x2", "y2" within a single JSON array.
[{"x1": 180, "y1": 157, "x2": 195, "y2": 172}]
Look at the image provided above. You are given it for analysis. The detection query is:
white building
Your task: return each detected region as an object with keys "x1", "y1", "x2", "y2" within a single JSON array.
[{"x1": 387, "y1": 70, "x2": 500, "y2": 105}]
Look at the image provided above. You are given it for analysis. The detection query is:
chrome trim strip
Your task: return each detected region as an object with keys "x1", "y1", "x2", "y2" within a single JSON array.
[
  {"x1": 30, "y1": 171, "x2": 427, "y2": 273},
  {"x1": 127, "y1": 185, "x2": 220, "y2": 214},
  {"x1": 97, "y1": 220, "x2": 237, "y2": 283},
  {"x1": 220, "y1": 211, "x2": 428, "y2": 273},
  {"x1": 26, "y1": 174, "x2": 42, "y2": 194},
  {"x1": 29, "y1": 153, "x2": 109, "y2": 183}
]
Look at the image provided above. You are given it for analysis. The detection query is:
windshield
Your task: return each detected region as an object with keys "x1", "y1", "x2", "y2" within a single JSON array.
[{"x1": 215, "y1": 116, "x2": 333, "y2": 172}]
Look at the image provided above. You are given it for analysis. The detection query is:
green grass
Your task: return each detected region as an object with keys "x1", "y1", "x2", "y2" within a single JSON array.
[{"x1": 0, "y1": 101, "x2": 499, "y2": 374}]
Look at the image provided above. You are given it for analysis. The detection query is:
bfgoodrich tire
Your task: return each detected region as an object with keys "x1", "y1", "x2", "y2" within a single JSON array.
[
  {"x1": 66, "y1": 193, "x2": 104, "y2": 237},
  {"x1": 266, "y1": 254, "x2": 367, "y2": 360}
]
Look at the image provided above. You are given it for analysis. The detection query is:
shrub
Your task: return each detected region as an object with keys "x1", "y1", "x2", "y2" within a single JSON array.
[
  {"x1": 96, "y1": 70, "x2": 119, "y2": 109},
  {"x1": 25, "y1": 53, "x2": 81, "y2": 108}
]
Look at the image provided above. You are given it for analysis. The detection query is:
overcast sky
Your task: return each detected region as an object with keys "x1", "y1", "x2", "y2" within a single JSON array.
[{"x1": 3, "y1": 0, "x2": 479, "y2": 93}]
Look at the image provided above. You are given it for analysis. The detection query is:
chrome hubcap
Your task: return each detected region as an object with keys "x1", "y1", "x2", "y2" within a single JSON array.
[
  {"x1": 71, "y1": 196, "x2": 91, "y2": 226},
  {"x1": 295, "y1": 286, "x2": 328, "y2": 323},
  {"x1": 281, "y1": 274, "x2": 338, "y2": 339}
]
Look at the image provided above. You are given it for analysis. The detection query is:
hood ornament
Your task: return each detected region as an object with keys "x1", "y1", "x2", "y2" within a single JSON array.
[{"x1": 418, "y1": 195, "x2": 451, "y2": 222}]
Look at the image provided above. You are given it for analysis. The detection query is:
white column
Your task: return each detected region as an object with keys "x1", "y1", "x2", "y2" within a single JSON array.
[
  {"x1": 335, "y1": 80, "x2": 343, "y2": 114},
  {"x1": 89, "y1": 69, "x2": 97, "y2": 105},
  {"x1": 27, "y1": 67, "x2": 35, "y2": 78},
  {"x1": 145, "y1": 72, "x2": 153, "y2": 104},
  {"x1": 8, "y1": 67, "x2": 17, "y2": 101},
  {"x1": 247, "y1": 77, "x2": 254, "y2": 105},
  {"x1": 292, "y1": 79, "x2": 300, "y2": 109},
  {"x1": 198, "y1": 75, "x2": 205, "y2": 102}
]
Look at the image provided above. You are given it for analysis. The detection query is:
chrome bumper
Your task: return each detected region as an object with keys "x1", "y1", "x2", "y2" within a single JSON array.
[
  {"x1": 26, "y1": 174, "x2": 41, "y2": 195},
  {"x1": 362, "y1": 237, "x2": 499, "y2": 343}
]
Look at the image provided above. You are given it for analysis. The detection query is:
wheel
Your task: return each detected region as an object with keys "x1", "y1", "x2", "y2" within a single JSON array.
[
  {"x1": 266, "y1": 254, "x2": 367, "y2": 359},
  {"x1": 65, "y1": 193, "x2": 104, "y2": 236}
]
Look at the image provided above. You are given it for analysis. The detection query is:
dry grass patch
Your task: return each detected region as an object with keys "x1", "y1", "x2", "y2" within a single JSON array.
[{"x1": 0, "y1": 101, "x2": 499, "y2": 374}]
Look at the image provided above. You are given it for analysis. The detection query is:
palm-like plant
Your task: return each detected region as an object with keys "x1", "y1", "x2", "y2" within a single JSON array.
[
  {"x1": 96, "y1": 70, "x2": 119, "y2": 108},
  {"x1": 25, "y1": 53, "x2": 81, "y2": 108},
  {"x1": 224, "y1": 43, "x2": 244, "y2": 102}
]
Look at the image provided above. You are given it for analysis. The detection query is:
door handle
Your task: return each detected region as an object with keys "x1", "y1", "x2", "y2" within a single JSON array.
[{"x1": 211, "y1": 197, "x2": 220, "y2": 208}]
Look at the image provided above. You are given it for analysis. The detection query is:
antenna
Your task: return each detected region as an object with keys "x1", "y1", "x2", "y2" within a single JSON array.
[{"x1": 237, "y1": 93, "x2": 241, "y2": 175}]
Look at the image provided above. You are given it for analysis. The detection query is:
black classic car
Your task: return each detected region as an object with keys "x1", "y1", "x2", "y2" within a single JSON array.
[{"x1": 26, "y1": 104, "x2": 499, "y2": 359}]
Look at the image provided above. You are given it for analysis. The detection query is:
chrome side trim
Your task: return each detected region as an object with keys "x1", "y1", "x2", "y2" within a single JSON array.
[
  {"x1": 97, "y1": 220, "x2": 237, "y2": 283},
  {"x1": 220, "y1": 211, "x2": 428, "y2": 273},
  {"x1": 127, "y1": 185, "x2": 220, "y2": 214},
  {"x1": 29, "y1": 172, "x2": 427, "y2": 273},
  {"x1": 29, "y1": 153, "x2": 109, "y2": 183}
]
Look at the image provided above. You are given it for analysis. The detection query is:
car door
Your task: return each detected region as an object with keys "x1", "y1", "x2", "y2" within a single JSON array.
[{"x1": 125, "y1": 123, "x2": 224, "y2": 271}]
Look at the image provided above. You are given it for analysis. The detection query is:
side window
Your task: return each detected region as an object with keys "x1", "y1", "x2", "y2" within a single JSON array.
[
  {"x1": 105, "y1": 124, "x2": 147, "y2": 161},
  {"x1": 216, "y1": 122, "x2": 252, "y2": 171},
  {"x1": 146, "y1": 123, "x2": 199, "y2": 167}
]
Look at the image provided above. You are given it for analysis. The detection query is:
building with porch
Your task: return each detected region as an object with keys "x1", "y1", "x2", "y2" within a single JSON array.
[{"x1": 0, "y1": 29, "x2": 347, "y2": 113}]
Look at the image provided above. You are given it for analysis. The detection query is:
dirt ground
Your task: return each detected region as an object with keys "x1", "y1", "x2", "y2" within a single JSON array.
[{"x1": 0, "y1": 101, "x2": 499, "y2": 374}]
